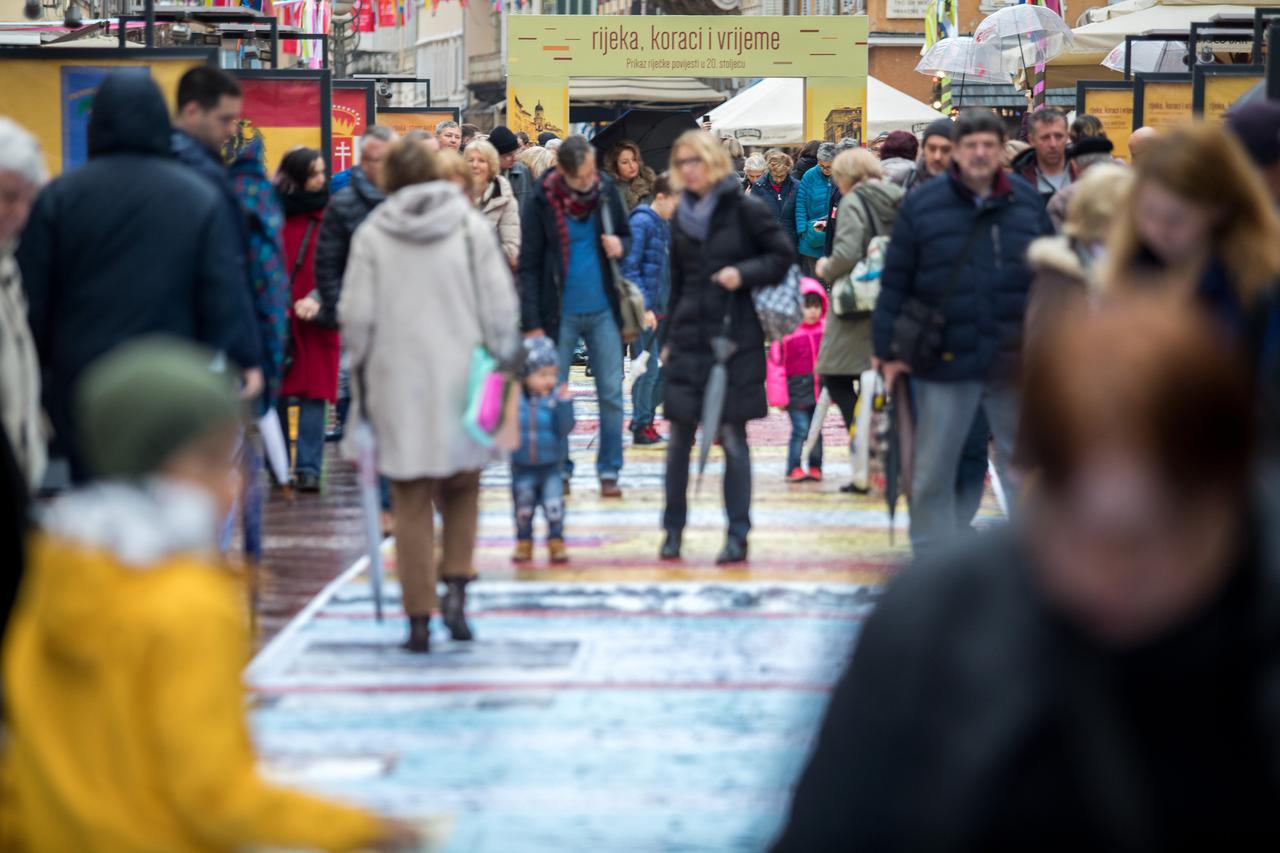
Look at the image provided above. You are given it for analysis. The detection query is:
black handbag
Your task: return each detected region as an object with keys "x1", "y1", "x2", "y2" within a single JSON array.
[{"x1": 890, "y1": 216, "x2": 988, "y2": 371}]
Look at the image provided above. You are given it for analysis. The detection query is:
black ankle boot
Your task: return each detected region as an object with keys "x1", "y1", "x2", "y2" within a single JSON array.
[
  {"x1": 660, "y1": 529, "x2": 682, "y2": 560},
  {"x1": 402, "y1": 615, "x2": 431, "y2": 653},
  {"x1": 715, "y1": 536, "x2": 748, "y2": 565},
  {"x1": 442, "y1": 578, "x2": 474, "y2": 642}
]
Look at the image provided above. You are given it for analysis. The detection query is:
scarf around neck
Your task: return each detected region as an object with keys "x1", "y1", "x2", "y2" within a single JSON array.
[
  {"x1": 677, "y1": 175, "x2": 740, "y2": 242},
  {"x1": 280, "y1": 187, "x2": 329, "y2": 217},
  {"x1": 544, "y1": 169, "x2": 603, "y2": 275}
]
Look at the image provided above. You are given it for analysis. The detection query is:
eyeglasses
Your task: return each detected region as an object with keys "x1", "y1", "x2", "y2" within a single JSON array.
[{"x1": 674, "y1": 157, "x2": 702, "y2": 169}]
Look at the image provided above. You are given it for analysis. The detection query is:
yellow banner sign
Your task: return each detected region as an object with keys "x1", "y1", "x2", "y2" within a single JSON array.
[
  {"x1": 1141, "y1": 81, "x2": 1192, "y2": 132},
  {"x1": 1203, "y1": 74, "x2": 1262, "y2": 122},
  {"x1": 1082, "y1": 87, "x2": 1133, "y2": 161},
  {"x1": 508, "y1": 15, "x2": 868, "y2": 79}
]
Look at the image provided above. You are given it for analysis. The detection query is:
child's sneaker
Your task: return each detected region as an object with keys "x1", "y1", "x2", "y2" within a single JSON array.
[
  {"x1": 548, "y1": 538, "x2": 569, "y2": 564},
  {"x1": 787, "y1": 467, "x2": 808, "y2": 483},
  {"x1": 512, "y1": 541, "x2": 533, "y2": 563},
  {"x1": 808, "y1": 467, "x2": 823, "y2": 483}
]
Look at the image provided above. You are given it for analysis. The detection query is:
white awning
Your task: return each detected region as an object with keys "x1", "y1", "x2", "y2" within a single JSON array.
[
  {"x1": 1051, "y1": 0, "x2": 1266, "y2": 68},
  {"x1": 707, "y1": 77, "x2": 944, "y2": 146},
  {"x1": 568, "y1": 77, "x2": 727, "y2": 108}
]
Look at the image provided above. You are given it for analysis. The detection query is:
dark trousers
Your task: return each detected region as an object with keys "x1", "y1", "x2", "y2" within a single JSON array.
[
  {"x1": 663, "y1": 419, "x2": 752, "y2": 540},
  {"x1": 512, "y1": 463, "x2": 566, "y2": 541},
  {"x1": 787, "y1": 407, "x2": 823, "y2": 472}
]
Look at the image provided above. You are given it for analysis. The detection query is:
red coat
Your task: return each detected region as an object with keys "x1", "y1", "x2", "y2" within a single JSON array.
[{"x1": 280, "y1": 209, "x2": 340, "y2": 402}]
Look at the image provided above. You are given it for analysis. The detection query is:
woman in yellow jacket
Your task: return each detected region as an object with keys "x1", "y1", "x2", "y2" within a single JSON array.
[{"x1": 1, "y1": 338, "x2": 419, "y2": 853}]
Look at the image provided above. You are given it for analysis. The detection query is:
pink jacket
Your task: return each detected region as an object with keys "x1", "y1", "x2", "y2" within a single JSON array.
[{"x1": 766, "y1": 277, "x2": 828, "y2": 409}]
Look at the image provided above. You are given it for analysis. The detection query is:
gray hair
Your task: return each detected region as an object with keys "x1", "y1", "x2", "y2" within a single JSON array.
[
  {"x1": 817, "y1": 142, "x2": 838, "y2": 163},
  {"x1": 0, "y1": 118, "x2": 47, "y2": 187},
  {"x1": 361, "y1": 124, "x2": 395, "y2": 149},
  {"x1": 744, "y1": 153, "x2": 767, "y2": 172},
  {"x1": 435, "y1": 120, "x2": 460, "y2": 133},
  {"x1": 836, "y1": 137, "x2": 859, "y2": 153},
  {"x1": 1073, "y1": 152, "x2": 1115, "y2": 173}
]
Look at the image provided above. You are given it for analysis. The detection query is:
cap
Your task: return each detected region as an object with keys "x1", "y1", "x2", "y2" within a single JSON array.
[
  {"x1": 537, "y1": 131, "x2": 559, "y2": 146},
  {"x1": 488, "y1": 125, "x2": 519, "y2": 156},
  {"x1": 922, "y1": 117, "x2": 956, "y2": 144},
  {"x1": 520, "y1": 336, "x2": 559, "y2": 379},
  {"x1": 1066, "y1": 136, "x2": 1115, "y2": 160}
]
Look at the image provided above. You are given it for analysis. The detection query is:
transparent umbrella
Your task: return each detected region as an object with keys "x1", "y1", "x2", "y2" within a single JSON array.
[
  {"x1": 974, "y1": 4, "x2": 1074, "y2": 74},
  {"x1": 915, "y1": 36, "x2": 1006, "y2": 79},
  {"x1": 1102, "y1": 40, "x2": 1189, "y2": 75}
]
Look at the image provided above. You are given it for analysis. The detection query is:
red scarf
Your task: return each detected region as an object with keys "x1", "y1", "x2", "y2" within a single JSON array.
[{"x1": 543, "y1": 169, "x2": 602, "y2": 277}]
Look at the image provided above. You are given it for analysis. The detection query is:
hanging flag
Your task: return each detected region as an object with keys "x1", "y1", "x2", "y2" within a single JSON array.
[{"x1": 923, "y1": 0, "x2": 957, "y2": 116}]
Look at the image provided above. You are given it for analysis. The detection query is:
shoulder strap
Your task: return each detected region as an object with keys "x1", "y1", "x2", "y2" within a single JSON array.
[
  {"x1": 856, "y1": 193, "x2": 880, "y2": 239},
  {"x1": 290, "y1": 220, "x2": 318, "y2": 284},
  {"x1": 936, "y1": 213, "x2": 988, "y2": 307}
]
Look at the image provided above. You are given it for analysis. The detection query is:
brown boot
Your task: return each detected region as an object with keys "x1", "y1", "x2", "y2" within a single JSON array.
[
  {"x1": 512, "y1": 540, "x2": 533, "y2": 563},
  {"x1": 442, "y1": 578, "x2": 474, "y2": 642},
  {"x1": 548, "y1": 538, "x2": 570, "y2": 564}
]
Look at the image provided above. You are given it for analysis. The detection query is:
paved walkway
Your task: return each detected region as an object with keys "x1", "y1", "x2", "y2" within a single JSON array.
[{"x1": 248, "y1": 365, "x2": 927, "y2": 851}]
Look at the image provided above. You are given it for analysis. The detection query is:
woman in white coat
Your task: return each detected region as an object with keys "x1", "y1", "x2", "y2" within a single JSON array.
[
  {"x1": 465, "y1": 139, "x2": 521, "y2": 269},
  {"x1": 340, "y1": 136, "x2": 521, "y2": 653}
]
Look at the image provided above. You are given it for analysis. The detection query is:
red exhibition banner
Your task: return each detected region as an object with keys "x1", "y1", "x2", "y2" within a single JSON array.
[
  {"x1": 355, "y1": 0, "x2": 376, "y2": 34},
  {"x1": 331, "y1": 86, "x2": 369, "y2": 173},
  {"x1": 377, "y1": 0, "x2": 396, "y2": 28}
]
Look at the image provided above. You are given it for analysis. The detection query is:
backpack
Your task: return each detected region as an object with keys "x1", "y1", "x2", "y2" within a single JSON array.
[{"x1": 831, "y1": 194, "x2": 889, "y2": 319}]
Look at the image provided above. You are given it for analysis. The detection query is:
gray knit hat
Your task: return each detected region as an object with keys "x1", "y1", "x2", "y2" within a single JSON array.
[
  {"x1": 520, "y1": 336, "x2": 559, "y2": 379},
  {"x1": 76, "y1": 337, "x2": 242, "y2": 479}
]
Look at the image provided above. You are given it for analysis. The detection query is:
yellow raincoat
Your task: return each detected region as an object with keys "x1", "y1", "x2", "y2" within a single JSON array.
[{"x1": 1, "y1": 481, "x2": 383, "y2": 852}]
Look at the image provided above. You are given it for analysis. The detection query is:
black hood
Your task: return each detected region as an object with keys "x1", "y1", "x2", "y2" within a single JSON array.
[{"x1": 88, "y1": 71, "x2": 172, "y2": 159}]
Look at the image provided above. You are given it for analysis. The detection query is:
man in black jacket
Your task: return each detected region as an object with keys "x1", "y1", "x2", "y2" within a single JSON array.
[
  {"x1": 171, "y1": 66, "x2": 264, "y2": 400},
  {"x1": 872, "y1": 110, "x2": 1053, "y2": 558},
  {"x1": 519, "y1": 135, "x2": 631, "y2": 498},
  {"x1": 17, "y1": 72, "x2": 250, "y2": 481},
  {"x1": 488, "y1": 125, "x2": 534, "y2": 213}
]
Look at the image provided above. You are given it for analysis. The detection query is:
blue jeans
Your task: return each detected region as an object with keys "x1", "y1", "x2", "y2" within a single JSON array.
[
  {"x1": 556, "y1": 309, "x2": 624, "y2": 481},
  {"x1": 631, "y1": 323, "x2": 665, "y2": 430},
  {"x1": 512, "y1": 463, "x2": 565, "y2": 541},
  {"x1": 909, "y1": 379, "x2": 1021, "y2": 559},
  {"x1": 281, "y1": 398, "x2": 327, "y2": 478},
  {"x1": 786, "y1": 408, "x2": 823, "y2": 473}
]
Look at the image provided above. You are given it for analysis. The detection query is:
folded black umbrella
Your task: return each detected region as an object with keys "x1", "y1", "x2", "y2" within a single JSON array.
[{"x1": 591, "y1": 109, "x2": 700, "y2": 172}]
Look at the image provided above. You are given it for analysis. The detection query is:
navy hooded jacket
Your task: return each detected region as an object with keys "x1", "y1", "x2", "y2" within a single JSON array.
[
  {"x1": 872, "y1": 167, "x2": 1054, "y2": 382},
  {"x1": 17, "y1": 72, "x2": 251, "y2": 470}
]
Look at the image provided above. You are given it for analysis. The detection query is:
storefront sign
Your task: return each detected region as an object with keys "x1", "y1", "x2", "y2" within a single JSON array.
[
  {"x1": 1137, "y1": 79, "x2": 1192, "y2": 132},
  {"x1": 885, "y1": 0, "x2": 929, "y2": 19},
  {"x1": 1081, "y1": 85, "x2": 1133, "y2": 161}
]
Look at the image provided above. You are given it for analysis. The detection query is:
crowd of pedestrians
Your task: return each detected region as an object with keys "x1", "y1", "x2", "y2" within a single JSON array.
[{"x1": 3, "y1": 58, "x2": 1280, "y2": 850}]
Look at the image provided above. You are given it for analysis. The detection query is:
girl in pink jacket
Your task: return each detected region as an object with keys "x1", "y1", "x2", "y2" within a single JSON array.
[{"x1": 767, "y1": 278, "x2": 828, "y2": 482}]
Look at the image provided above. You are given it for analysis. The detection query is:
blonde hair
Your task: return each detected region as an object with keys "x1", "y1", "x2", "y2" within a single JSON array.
[
  {"x1": 668, "y1": 130, "x2": 734, "y2": 189},
  {"x1": 1003, "y1": 139, "x2": 1030, "y2": 167},
  {"x1": 382, "y1": 136, "x2": 439, "y2": 194},
  {"x1": 433, "y1": 149, "x2": 472, "y2": 194},
  {"x1": 765, "y1": 148, "x2": 793, "y2": 175},
  {"x1": 519, "y1": 145, "x2": 556, "y2": 179},
  {"x1": 463, "y1": 139, "x2": 499, "y2": 182},
  {"x1": 1064, "y1": 163, "x2": 1132, "y2": 244},
  {"x1": 831, "y1": 148, "x2": 881, "y2": 190},
  {"x1": 1102, "y1": 123, "x2": 1280, "y2": 304}
]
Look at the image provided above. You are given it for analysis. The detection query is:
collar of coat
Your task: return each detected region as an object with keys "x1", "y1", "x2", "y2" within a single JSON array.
[{"x1": 948, "y1": 163, "x2": 1014, "y2": 206}]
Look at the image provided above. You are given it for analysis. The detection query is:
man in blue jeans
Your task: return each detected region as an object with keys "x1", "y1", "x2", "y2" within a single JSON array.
[
  {"x1": 872, "y1": 110, "x2": 1053, "y2": 558},
  {"x1": 518, "y1": 135, "x2": 632, "y2": 498}
]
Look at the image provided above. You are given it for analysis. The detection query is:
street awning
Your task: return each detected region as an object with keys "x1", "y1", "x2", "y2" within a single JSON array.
[
  {"x1": 1046, "y1": 0, "x2": 1266, "y2": 86},
  {"x1": 707, "y1": 77, "x2": 945, "y2": 146},
  {"x1": 569, "y1": 77, "x2": 727, "y2": 109}
]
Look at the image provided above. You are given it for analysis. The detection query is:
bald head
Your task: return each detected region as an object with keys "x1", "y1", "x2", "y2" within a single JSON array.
[{"x1": 1127, "y1": 127, "x2": 1158, "y2": 164}]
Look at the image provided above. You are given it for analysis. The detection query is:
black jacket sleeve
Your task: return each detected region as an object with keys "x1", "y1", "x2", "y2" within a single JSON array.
[
  {"x1": 517, "y1": 195, "x2": 549, "y2": 334},
  {"x1": 311, "y1": 201, "x2": 348, "y2": 329},
  {"x1": 872, "y1": 196, "x2": 920, "y2": 360},
  {"x1": 736, "y1": 195, "x2": 795, "y2": 290},
  {"x1": 198, "y1": 201, "x2": 261, "y2": 370}
]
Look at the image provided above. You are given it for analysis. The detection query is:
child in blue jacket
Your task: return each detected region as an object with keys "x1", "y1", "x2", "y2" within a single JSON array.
[
  {"x1": 620, "y1": 172, "x2": 679, "y2": 446},
  {"x1": 512, "y1": 336, "x2": 576, "y2": 564}
]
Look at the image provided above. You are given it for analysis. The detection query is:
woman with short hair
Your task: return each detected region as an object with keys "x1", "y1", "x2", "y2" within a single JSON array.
[
  {"x1": 465, "y1": 138, "x2": 521, "y2": 268},
  {"x1": 340, "y1": 138, "x2": 521, "y2": 653},
  {"x1": 659, "y1": 130, "x2": 794, "y2": 565},
  {"x1": 742, "y1": 153, "x2": 767, "y2": 193}
]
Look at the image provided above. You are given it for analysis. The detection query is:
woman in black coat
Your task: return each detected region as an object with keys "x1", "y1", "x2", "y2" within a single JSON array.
[{"x1": 660, "y1": 131, "x2": 795, "y2": 565}]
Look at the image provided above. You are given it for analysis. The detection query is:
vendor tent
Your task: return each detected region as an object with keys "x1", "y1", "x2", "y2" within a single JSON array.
[
  {"x1": 1046, "y1": 0, "x2": 1269, "y2": 87},
  {"x1": 708, "y1": 77, "x2": 943, "y2": 146},
  {"x1": 569, "y1": 77, "x2": 726, "y2": 122}
]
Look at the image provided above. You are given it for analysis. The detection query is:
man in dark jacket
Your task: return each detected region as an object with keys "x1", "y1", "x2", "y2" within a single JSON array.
[
  {"x1": 1011, "y1": 107, "x2": 1070, "y2": 205},
  {"x1": 488, "y1": 125, "x2": 534, "y2": 213},
  {"x1": 171, "y1": 66, "x2": 264, "y2": 399},
  {"x1": 902, "y1": 117, "x2": 955, "y2": 194},
  {"x1": 776, "y1": 302, "x2": 1280, "y2": 853},
  {"x1": 872, "y1": 110, "x2": 1053, "y2": 557},
  {"x1": 17, "y1": 72, "x2": 249, "y2": 480},
  {"x1": 519, "y1": 135, "x2": 631, "y2": 498}
]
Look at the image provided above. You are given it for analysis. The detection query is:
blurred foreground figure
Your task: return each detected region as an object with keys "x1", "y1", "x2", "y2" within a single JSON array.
[
  {"x1": 1, "y1": 338, "x2": 417, "y2": 852},
  {"x1": 774, "y1": 299, "x2": 1280, "y2": 853}
]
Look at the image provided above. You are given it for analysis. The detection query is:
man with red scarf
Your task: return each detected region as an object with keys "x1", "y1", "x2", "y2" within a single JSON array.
[{"x1": 518, "y1": 135, "x2": 632, "y2": 498}]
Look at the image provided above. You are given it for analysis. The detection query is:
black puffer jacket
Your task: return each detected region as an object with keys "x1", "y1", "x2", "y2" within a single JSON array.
[
  {"x1": 17, "y1": 73, "x2": 247, "y2": 471},
  {"x1": 313, "y1": 165, "x2": 384, "y2": 329},
  {"x1": 872, "y1": 167, "x2": 1054, "y2": 382},
  {"x1": 663, "y1": 179, "x2": 795, "y2": 425}
]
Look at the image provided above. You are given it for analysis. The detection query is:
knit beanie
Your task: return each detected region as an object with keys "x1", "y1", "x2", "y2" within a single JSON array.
[
  {"x1": 76, "y1": 337, "x2": 242, "y2": 479},
  {"x1": 489, "y1": 126, "x2": 519, "y2": 156},
  {"x1": 520, "y1": 335, "x2": 559, "y2": 379},
  {"x1": 922, "y1": 117, "x2": 957, "y2": 144}
]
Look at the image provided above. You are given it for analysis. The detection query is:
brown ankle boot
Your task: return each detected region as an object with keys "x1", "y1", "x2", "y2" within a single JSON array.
[
  {"x1": 548, "y1": 538, "x2": 569, "y2": 564},
  {"x1": 512, "y1": 540, "x2": 533, "y2": 563}
]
